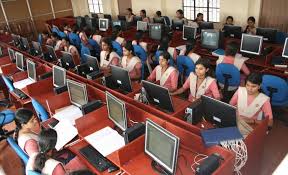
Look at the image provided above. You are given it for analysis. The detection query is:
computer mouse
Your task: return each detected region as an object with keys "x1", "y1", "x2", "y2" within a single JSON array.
[{"x1": 108, "y1": 166, "x2": 119, "y2": 173}]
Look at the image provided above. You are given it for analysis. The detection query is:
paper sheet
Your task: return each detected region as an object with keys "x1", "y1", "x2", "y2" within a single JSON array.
[
  {"x1": 53, "y1": 119, "x2": 78, "y2": 151},
  {"x1": 53, "y1": 105, "x2": 83, "y2": 125},
  {"x1": 13, "y1": 78, "x2": 34, "y2": 89},
  {"x1": 85, "y1": 126, "x2": 125, "y2": 157}
]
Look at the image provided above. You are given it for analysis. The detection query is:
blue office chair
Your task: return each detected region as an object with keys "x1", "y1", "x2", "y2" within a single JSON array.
[
  {"x1": 133, "y1": 45, "x2": 147, "y2": 79},
  {"x1": 2, "y1": 75, "x2": 14, "y2": 92},
  {"x1": 68, "y1": 32, "x2": 81, "y2": 49},
  {"x1": 80, "y1": 43, "x2": 91, "y2": 63},
  {"x1": 88, "y1": 39, "x2": 101, "y2": 58},
  {"x1": 216, "y1": 63, "x2": 240, "y2": 102},
  {"x1": 0, "y1": 110, "x2": 15, "y2": 141},
  {"x1": 31, "y1": 98, "x2": 49, "y2": 122},
  {"x1": 112, "y1": 41, "x2": 123, "y2": 57},
  {"x1": 27, "y1": 170, "x2": 41, "y2": 175},
  {"x1": 7, "y1": 137, "x2": 29, "y2": 165},
  {"x1": 276, "y1": 32, "x2": 288, "y2": 44},
  {"x1": 261, "y1": 75, "x2": 288, "y2": 106},
  {"x1": 177, "y1": 55, "x2": 195, "y2": 78}
]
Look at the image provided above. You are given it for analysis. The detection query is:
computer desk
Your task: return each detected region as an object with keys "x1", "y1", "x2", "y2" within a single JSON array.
[{"x1": 69, "y1": 104, "x2": 235, "y2": 175}]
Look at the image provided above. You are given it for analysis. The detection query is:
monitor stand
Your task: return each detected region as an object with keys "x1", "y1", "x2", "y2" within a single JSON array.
[
  {"x1": 151, "y1": 160, "x2": 172, "y2": 175},
  {"x1": 240, "y1": 52, "x2": 259, "y2": 59}
]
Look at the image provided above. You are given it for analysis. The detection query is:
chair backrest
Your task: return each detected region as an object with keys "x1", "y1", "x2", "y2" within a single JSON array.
[
  {"x1": 163, "y1": 16, "x2": 171, "y2": 26},
  {"x1": 276, "y1": 32, "x2": 288, "y2": 44},
  {"x1": 215, "y1": 63, "x2": 240, "y2": 87},
  {"x1": 0, "y1": 110, "x2": 15, "y2": 125},
  {"x1": 261, "y1": 74, "x2": 288, "y2": 106},
  {"x1": 176, "y1": 55, "x2": 195, "y2": 77},
  {"x1": 27, "y1": 170, "x2": 42, "y2": 175},
  {"x1": 31, "y1": 98, "x2": 49, "y2": 122},
  {"x1": 133, "y1": 45, "x2": 147, "y2": 61},
  {"x1": 68, "y1": 33, "x2": 81, "y2": 49},
  {"x1": 7, "y1": 137, "x2": 29, "y2": 165},
  {"x1": 112, "y1": 41, "x2": 123, "y2": 56},
  {"x1": 80, "y1": 43, "x2": 91, "y2": 63},
  {"x1": 88, "y1": 39, "x2": 101, "y2": 54},
  {"x1": 2, "y1": 75, "x2": 14, "y2": 92}
]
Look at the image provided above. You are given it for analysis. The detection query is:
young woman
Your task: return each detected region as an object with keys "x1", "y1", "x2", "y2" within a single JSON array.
[
  {"x1": 14, "y1": 108, "x2": 39, "y2": 157},
  {"x1": 147, "y1": 51, "x2": 178, "y2": 92},
  {"x1": 111, "y1": 25, "x2": 125, "y2": 46},
  {"x1": 193, "y1": 13, "x2": 204, "y2": 25},
  {"x1": 171, "y1": 58, "x2": 220, "y2": 101},
  {"x1": 51, "y1": 32, "x2": 63, "y2": 51},
  {"x1": 244, "y1": 16, "x2": 256, "y2": 35},
  {"x1": 225, "y1": 16, "x2": 234, "y2": 25},
  {"x1": 230, "y1": 73, "x2": 273, "y2": 127},
  {"x1": 175, "y1": 9, "x2": 188, "y2": 24},
  {"x1": 121, "y1": 41, "x2": 142, "y2": 81},
  {"x1": 26, "y1": 129, "x2": 86, "y2": 175},
  {"x1": 140, "y1": 9, "x2": 150, "y2": 23},
  {"x1": 62, "y1": 37, "x2": 81, "y2": 66},
  {"x1": 126, "y1": 8, "x2": 135, "y2": 23},
  {"x1": 100, "y1": 37, "x2": 120, "y2": 70},
  {"x1": 181, "y1": 39, "x2": 201, "y2": 63},
  {"x1": 42, "y1": 31, "x2": 53, "y2": 46}
]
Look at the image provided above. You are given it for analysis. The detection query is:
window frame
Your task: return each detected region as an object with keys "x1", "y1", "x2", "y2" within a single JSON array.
[{"x1": 87, "y1": 0, "x2": 103, "y2": 14}]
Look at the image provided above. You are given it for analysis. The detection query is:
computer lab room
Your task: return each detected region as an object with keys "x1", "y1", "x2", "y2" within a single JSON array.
[{"x1": 0, "y1": 0, "x2": 287, "y2": 174}]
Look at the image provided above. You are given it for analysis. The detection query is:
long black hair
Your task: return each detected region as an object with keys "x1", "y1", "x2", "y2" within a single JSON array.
[
  {"x1": 101, "y1": 37, "x2": 114, "y2": 61},
  {"x1": 246, "y1": 72, "x2": 262, "y2": 85},
  {"x1": 34, "y1": 128, "x2": 57, "y2": 173},
  {"x1": 14, "y1": 108, "x2": 34, "y2": 141},
  {"x1": 225, "y1": 41, "x2": 238, "y2": 57},
  {"x1": 195, "y1": 57, "x2": 212, "y2": 77},
  {"x1": 123, "y1": 41, "x2": 135, "y2": 56},
  {"x1": 184, "y1": 39, "x2": 196, "y2": 56}
]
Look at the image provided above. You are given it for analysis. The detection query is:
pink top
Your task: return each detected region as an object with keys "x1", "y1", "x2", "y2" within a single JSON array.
[
  {"x1": 147, "y1": 67, "x2": 178, "y2": 91},
  {"x1": 229, "y1": 89, "x2": 273, "y2": 120},
  {"x1": 222, "y1": 56, "x2": 250, "y2": 75},
  {"x1": 122, "y1": 62, "x2": 142, "y2": 80},
  {"x1": 79, "y1": 32, "x2": 88, "y2": 45},
  {"x1": 66, "y1": 45, "x2": 81, "y2": 65},
  {"x1": 24, "y1": 139, "x2": 39, "y2": 156},
  {"x1": 182, "y1": 78, "x2": 220, "y2": 101},
  {"x1": 52, "y1": 164, "x2": 66, "y2": 175}
]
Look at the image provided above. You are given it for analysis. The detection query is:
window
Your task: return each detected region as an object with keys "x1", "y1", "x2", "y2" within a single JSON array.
[
  {"x1": 88, "y1": 0, "x2": 103, "y2": 14},
  {"x1": 183, "y1": 0, "x2": 220, "y2": 22}
]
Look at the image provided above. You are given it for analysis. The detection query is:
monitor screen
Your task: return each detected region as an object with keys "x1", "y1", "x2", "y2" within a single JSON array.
[
  {"x1": 201, "y1": 30, "x2": 220, "y2": 50},
  {"x1": 61, "y1": 51, "x2": 75, "y2": 69},
  {"x1": 99, "y1": 18, "x2": 109, "y2": 31},
  {"x1": 32, "y1": 41, "x2": 42, "y2": 55},
  {"x1": 53, "y1": 65, "x2": 66, "y2": 87},
  {"x1": 45, "y1": 45, "x2": 57, "y2": 61},
  {"x1": 8, "y1": 48, "x2": 15, "y2": 62},
  {"x1": 223, "y1": 25, "x2": 242, "y2": 39},
  {"x1": 183, "y1": 25, "x2": 196, "y2": 40},
  {"x1": 26, "y1": 59, "x2": 36, "y2": 81},
  {"x1": 149, "y1": 24, "x2": 162, "y2": 40},
  {"x1": 240, "y1": 34, "x2": 263, "y2": 55},
  {"x1": 153, "y1": 17, "x2": 165, "y2": 24},
  {"x1": 111, "y1": 65, "x2": 132, "y2": 93},
  {"x1": 137, "y1": 21, "x2": 148, "y2": 31},
  {"x1": 145, "y1": 119, "x2": 179, "y2": 174},
  {"x1": 106, "y1": 91, "x2": 127, "y2": 131},
  {"x1": 11, "y1": 34, "x2": 20, "y2": 46},
  {"x1": 112, "y1": 20, "x2": 121, "y2": 27},
  {"x1": 15, "y1": 52, "x2": 24, "y2": 71},
  {"x1": 21, "y1": 37, "x2": 29, "y2": 50},
  {"x1": 282, "y1": 38, "x2": 288, "y2": 58},
  {"x1": 67, "y1": 79, "x2": 88, "y2": 107},
  {"x1": 85, "y1": 54, "x2": 99, "y2": 72},
  {"x1": 199, "y1": 22, "x2": 214, "y2": 31},
  {"x1": 256, "y1": 27, "x2": 277, "y2": 43},
  {"x1": 172, "y1": 19, "x2": 184, "y2": 30}
]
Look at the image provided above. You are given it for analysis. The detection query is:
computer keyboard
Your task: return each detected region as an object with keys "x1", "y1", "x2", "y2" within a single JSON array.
[
  {"x1": 79, "y1": 144, "x2": 117, "y2": 172},
  {"x1": 13, "y1": 88, "x2": 28, "y2": 99},
  {"x1": 86, "y1": 71, "x2": 102, "y2": 80}
]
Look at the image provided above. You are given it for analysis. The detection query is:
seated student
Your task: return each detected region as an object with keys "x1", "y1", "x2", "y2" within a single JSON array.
[
  {"x1": 100, "y1": 37, "x2": 120, "y2": 70},
  {"x1": 126, "y1": 8, "x2": 135, "y2": 23},
  {"x1": 179, "y1": 39, "x2": 201, "y2": 63},
  {"x1": 26, "y1": 129, "x2": 86, "y2": 175},
  {"x1": 63, "y1": 24, "x2": 71, "y2": 35},
  {"x1": 147, "y1": 51, "x2": 178, "y2": 92},
  {"x1": 121, "y1": 41, "x2": 142, "y2": 81},
  {"x1": 132, "y1": 31, "x2": 147, "y2": 52},
  {"x1": 51, "y1": 32, "x2": 63, "y2": 51},
  {"x1": 193, "y1": 13, "x2": 204, "y2": 25},
  {"x1": 111, "y1": 25, "x2": 125, "y2": 46},
  {"x1": 171, "y1": 58, "x2": 220, "y2": 101},
  {"x1": 230, "y1": 73, "x2": 273, "y2": 127},
  {"x1": 79, "y1": 26, "x2": 89, "y2": 45},
  {"x1": 155, "y1": 11, "x2": 162, "y2": 18},
  {"x1": 42, "y1": 31, "x2": 53, "y2": 46},
  {"x1": 217, "y1": 41, "x2": 250, "y2": 85},
  {"x1": 62, "y1": 37, "x2": 81, "y2": 66},
  {"x1": 224, "y1": 16, "x2": 234, "y2": 25},
  {"x1": 140, "y1": 9, "x2": 150, "y2": 23},
  {"x1": 175, "y1": 9, "x2": 188, "y2": 24},
  {"x1": 244, "y1": 16, "x2": 256, "y2": 35},
  {"x1": 14, "y1": 108, "x2": 39, "y2": 157},
  {"x1": 148, "y1": 35, "x2": 170, "y2": 65}
]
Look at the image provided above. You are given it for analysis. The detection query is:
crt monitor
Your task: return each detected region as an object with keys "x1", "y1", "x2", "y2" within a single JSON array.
[
  {"x1": 26, "y1": 59, "x2": 36, "y2": 82},
  {"x1": 60, "y1": 51, "x2": 76, "y2": 70},
  {"x1": 153, "y1": 17, "x2": 165, "y2": 24},
  {"x1": 172, "y1": 19, "x2": 184, "y2": 30},
  {"x1": 256, "y1": 27, "x2": 277, "y2": 43},
  {"x1": 15, "y1": 52, "x2": 25, "y2": 71},
  {"x1": 45, "y1": 45, "x2": 57, "y2": 61},
  {"x1": 201, "y1": 29, "x2": 220, "y2": 50},
  {"x1": 99, "y1": 18, "x2": 109, "y2": 31},
  {"x1": 67, "y1": 79, "x2": 88, "y2": 107},
  {"x1": 145, "y1": 119, "x2": 179, "y2": 175},
  {"x1": 53, "y1": 65, "x2": 66, "y2": 87},
  {"x1": 240, "y1": 34, "x2": 263, "y2": 55},
  {"x1": 223, "y1": 25, "x2": 242, "y2": 39},
  {"x1": 32, "y1": 41, "x2": 42, "y2": 56},
  {"x1": 282, "y1": 37, "x2": 288, "y2": 58},
  {"x1": 137, "y1": 21, "x2": 148, "y2": 31},
  {"x1": 183, "y1": 25, "x2": 197, "y2": 40},
  {"x1": 142, "y1": 80, "x2": 174, "y2": 113},
  {"x1": 76, "y1": 63, "x2": 90, "y2": 77},
  {"x1": 112, "y1": 20, "x2": 121, "y2": 27},
  {"x1": 11, "y1": 34, "x2": 21, "y2": 46},
  {"x1": 118, "y1": 15, "x2": 126, "y2": 21},
  {"x1": 85, "y1": 54, "x2": 100, "y2": 72},
  {"x1": 8, "y1": 48, "x2": 16, "y2": 62},
  {"x1": 133, "y1": 16, "x2": 142, "y2": 23},
  {"x1": 149, "y1": 24, "x2": 163, "y2": 40},
  {"x1": 199, "y1": 22, "x2": 214, "y2": 31},
  {"x1": 111, "y1": 65, "x2": 132, "y2": 93},
  {"x1": 21, "y1": 37, "x2": 30, "y2": 51},
  {"x1": 201, "y1": 95, "x2": 237, "y2": 127},
  {"x1": 106, "y1": 91, "x2": 127, "y2": 131}
]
